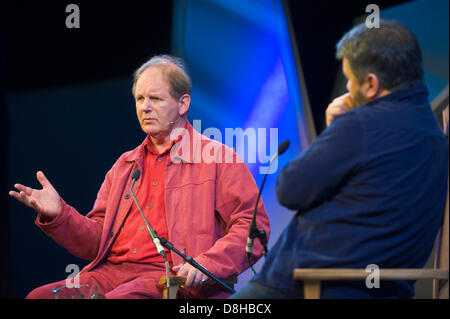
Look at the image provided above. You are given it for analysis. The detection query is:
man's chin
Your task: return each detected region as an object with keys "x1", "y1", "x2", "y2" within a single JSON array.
[
  {"x1": 141, "y1": 125, "x2": 169, "y2": 138},
  {"x1": 141, "y1": 125, "x2": 158, "y2": 136}
]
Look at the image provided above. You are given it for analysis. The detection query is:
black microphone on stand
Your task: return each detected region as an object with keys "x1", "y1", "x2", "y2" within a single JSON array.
[
  {"x1": 130, "y1": 168, "x2": 171, "y2": 298},
  {"x1": 130, "y1": 169, "x2": 166, "y2": 258},
  {"x1": 246, "y1": 140, "x2": 290, "y2": 274}
]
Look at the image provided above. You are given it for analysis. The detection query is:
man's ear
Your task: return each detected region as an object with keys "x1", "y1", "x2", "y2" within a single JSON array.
[
  {"x1": 361, "y1": 73, "x2": 381, "y2": 100},
  {"x1": 178, "y1": 94, "x2": 191, "y2": 117}
]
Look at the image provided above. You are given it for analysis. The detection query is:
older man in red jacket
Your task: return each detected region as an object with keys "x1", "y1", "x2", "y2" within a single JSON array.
[{"x1": 9, "y1": 55, "x2": 270, "y2": 299}]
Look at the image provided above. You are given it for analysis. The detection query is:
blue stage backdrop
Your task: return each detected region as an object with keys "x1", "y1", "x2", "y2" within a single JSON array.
[
  {"x1": 382, "y1": 0, "x2": 449, "y2": 100},
  {"x1": 170, "y1": 0, "x2": 316, "y2": 290},
  {"x1": 169, "y1": 0, "x2": 449, "y2": 292}
]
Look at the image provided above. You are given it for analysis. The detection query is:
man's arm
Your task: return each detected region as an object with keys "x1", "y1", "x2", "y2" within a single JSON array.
[
  {"x1": 9, "y1": 169, "x2": 111, "y2": 260},
  {"x1": 276, "y1": 111, "x2": 364, "y2": 212},
  {"x1": 35, "y1": 170, "x2": 112, "y2": 260}
]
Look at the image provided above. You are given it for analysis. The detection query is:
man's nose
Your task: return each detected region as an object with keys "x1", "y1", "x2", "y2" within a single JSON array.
[{"x1": 141, "y1": 99, "x2": 153, "y2": 112}]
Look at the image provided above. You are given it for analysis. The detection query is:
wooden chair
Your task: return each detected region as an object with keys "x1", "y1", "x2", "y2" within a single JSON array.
[
  {"x1": 158, "y1": 275, "x2": 237, "y2": 299},
  {"x1": 293, "y1": 170, "x2": 449, "y2": 299}
]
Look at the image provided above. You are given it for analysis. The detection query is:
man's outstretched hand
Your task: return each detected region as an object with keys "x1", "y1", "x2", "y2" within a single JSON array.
[{"x1": 9, "y1": 171, "x2": 61, "y2": 219}]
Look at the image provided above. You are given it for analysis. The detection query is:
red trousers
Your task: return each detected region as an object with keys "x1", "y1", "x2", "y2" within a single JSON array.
[{"x1": 26, "y1": 261, "x2": 175, "y2": 299}]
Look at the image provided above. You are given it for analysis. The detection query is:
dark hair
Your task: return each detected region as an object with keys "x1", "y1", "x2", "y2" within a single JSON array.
[{"x1": 336, "y1": 20, "x2": 424, "y2": 91}]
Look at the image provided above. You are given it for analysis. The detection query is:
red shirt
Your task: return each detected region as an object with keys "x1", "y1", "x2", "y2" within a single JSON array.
[{"x1": 107, "y1": 136, "x2": 175, "y2": 264}]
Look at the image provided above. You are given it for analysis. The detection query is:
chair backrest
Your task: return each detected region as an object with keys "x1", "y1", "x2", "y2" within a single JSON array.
[
  {"x1": 434, "y1": 105, "x2": 449, "y2": 299},
  {"x1": 433, "y1": 174, "x2": 449, "y2": 299}
]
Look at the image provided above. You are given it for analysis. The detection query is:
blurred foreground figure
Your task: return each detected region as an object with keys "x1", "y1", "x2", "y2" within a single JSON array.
[{"x1": 231, "y1": 20, "x2": 448, "y2": 299}]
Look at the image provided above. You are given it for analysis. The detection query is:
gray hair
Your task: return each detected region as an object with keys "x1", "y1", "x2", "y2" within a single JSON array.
[
  {"x1": 132, "y1": 54, "x2": 191, "y2": 99},
  {"x1": 336, "y1": 20, "x2": 424, "y2": 91}
]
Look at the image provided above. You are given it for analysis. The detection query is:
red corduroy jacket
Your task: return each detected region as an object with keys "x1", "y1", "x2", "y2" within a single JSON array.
[{"x1": 36, "y1": 122, "x2": 270, "y2": 298}]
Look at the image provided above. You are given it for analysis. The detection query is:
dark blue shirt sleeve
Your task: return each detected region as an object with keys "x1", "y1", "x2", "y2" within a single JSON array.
[{"x1": 276, "y1": 112, "x2": 364, "y2": 212}]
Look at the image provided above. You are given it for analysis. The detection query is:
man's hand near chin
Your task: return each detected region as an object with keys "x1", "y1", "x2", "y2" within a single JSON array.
[{"x1": 325, "y1": 93, "x2": 356, "y2": 126}]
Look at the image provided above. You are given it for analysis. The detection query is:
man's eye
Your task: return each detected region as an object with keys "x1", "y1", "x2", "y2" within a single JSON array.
[{"x1": 136, "y1": 96, "x2": 144, "y2": 102}]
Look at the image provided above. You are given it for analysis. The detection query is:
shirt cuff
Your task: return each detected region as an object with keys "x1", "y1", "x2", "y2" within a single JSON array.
[{"x1": 35, "y1": 197, "x2": 66, "y2": 229}]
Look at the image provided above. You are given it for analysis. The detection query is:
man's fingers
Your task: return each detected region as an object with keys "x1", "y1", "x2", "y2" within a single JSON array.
[
  {"x1": 326, "y1": 93, "x2": 355, "y2": 126},
  {"x1": 326, "y1": 106, "x2": 347, "y2": 126},
  {"x1": 175, "y1": 264, "x2": 197, "y2": 288},
  {"x1": 14, "y1": 183, "x2": 33, "y2": 196},
  {"x1": 8, "y1": 190, "x2": 22, "y2": 202},
  {"x1": 185, "y1": 268, "x2": 207, "y2": 288},
  {"x1": 192, "y1": 270, "x2": 206, "y2": 288},
  {"x1": 343, "y1": 94, "x2": 356, "y2": 110},
  {"x1": 174, "y1": 263, "x2": 207, "y2": 288},
  {"x1": 329, "y1": 106, "x2": 348, "y2": 119},
  {"x1": 331, "y1": 93, "x2": 353, "y2": 110},
  {"x1": 36, "y1": 171, "x2": 54, "y2": 190},
  {"x1": 9, "y1": 190, "x2": 33, "y2": 208},
  {"x1": 20, "y1": 191, "x2": 36, "y2": 207},
  {"x1": 185, "y1": 269, "x2": 195, "y2": 288},
  {"x1": 174, "y1": 264, "x2": 188, "y2": 275}
]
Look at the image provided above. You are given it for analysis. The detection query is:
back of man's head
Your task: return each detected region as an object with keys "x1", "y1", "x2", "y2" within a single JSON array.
[{"x1": 336, "y1": 20, "x2": 424, "y2": 92}]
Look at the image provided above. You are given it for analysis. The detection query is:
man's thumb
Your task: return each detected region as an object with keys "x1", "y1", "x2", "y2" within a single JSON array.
[
  {"x1": 172, "y1": 264, "x2": 183, "y2": 272},
  {"x1": 36, "y1": 171, "x2": 53, "y2": 189}
]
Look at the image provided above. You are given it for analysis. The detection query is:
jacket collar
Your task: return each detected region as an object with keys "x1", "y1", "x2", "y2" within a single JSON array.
[
  {"x1": 365, "y1": 83, "x2": 429, "y2": 107},
  {"x1": 124, "y1": 121, "x2": 200, "y2": 165}
]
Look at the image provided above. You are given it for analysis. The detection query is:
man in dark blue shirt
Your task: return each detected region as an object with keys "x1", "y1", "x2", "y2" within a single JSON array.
[{"x1": 232, "y1": 20, "x2": 448, "y2": 298}]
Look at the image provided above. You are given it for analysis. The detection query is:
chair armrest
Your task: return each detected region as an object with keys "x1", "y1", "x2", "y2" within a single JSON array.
[
  {"x1": 293, "y1": 268, "x2": 449, "y2": 281},
  {"x1": 158, "y1": 275, "x2": 238, "y2": 299},
  {"x1": 158, "y1": 275, "x2": 187, "y2": 287}
]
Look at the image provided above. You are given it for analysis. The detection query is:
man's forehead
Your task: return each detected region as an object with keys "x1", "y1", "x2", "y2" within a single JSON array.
[{"x1": 135, "y1": 66, "x2": 168, "y2": 92}]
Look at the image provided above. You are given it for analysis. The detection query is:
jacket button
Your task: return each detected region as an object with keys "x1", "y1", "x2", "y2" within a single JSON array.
[
  {"x1": 124, "y1": 194, "x2": 130, "y2": 199},
  {"x1": 110, "y1": 231, "x2": 114, "y2": 238}
]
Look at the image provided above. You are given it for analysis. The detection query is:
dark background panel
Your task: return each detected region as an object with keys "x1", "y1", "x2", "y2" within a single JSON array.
[
  {"x1": 0, "y1": 6, "x2": 11, "y2": 298},
  {"x1": 286, "y1": 0, "x2": 410, "y2": 133},
  {"x1": 3, "y1": 1, "x2": 174, "y2": 298},
  {"x1": 7, "y1": 1, "x2": 173, "y2": 91}
]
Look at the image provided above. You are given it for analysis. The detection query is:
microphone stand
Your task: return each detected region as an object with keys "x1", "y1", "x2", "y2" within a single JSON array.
[
  {"x1": 130, "y1": 172, "x2": 171, "y2": 299},
  {"x1": 159, "y1": 237, "x2": 236, "y2": 294},
  {"x1": 246, "y1": 166, "x2": 270, "y2": 275},
  {"x1": 246, "y1": 140, "x2": 290, "y2": 275}
]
